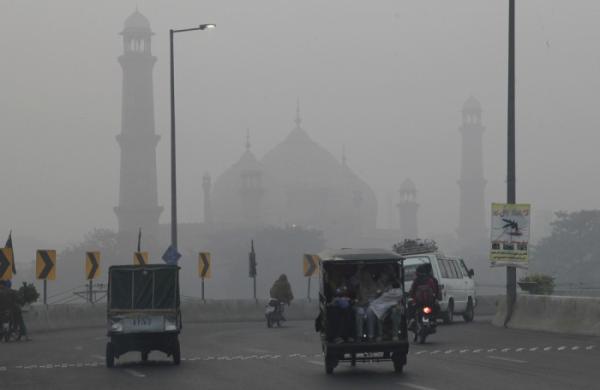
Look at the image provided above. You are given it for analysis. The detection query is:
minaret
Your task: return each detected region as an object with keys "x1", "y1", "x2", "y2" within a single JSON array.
[
  {"x1": 114, "y1": 10, "x2": 162, "y2": 244},
  {"x1": 202, "y1": 173, "x2": 212, "y2": 225},
  {"x1": 457, "y1": 96, "x2": 487, "y2": 248},
  {"x1": 398, "y1": 179, "x2": 419, "y2": 239},
  {"x1": 239, "y1": 130, "x2": 264, "y2": 226}
]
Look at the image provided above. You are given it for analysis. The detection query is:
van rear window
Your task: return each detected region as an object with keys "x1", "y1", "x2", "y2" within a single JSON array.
[{"x1": 403, "y1": 256, "x2": 430, "y2": 282}]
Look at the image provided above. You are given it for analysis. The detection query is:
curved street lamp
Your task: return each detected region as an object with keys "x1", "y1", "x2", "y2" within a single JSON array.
[{"x1": 169, "y1": 24, "x2": 216, "y2": 252}]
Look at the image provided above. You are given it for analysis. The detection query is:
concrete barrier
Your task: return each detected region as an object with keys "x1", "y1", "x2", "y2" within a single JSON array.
[
  {"x1": 475, "y1": 295, "x2": 501, "y2": 316},
  {"x1": 23, "y1": 299, "x2": 319, "y2": 333},
  {"x1": 492, "y1": 294, "x2": 600, "y2": 336},
  {"x1": 23, "y1": 294, "x2": 502, "y2": 333}
]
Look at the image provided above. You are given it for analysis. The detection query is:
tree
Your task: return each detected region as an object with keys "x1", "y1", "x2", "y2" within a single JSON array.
[{"x1": 531, "y1": 210, "x2": 600, "y2": 285}]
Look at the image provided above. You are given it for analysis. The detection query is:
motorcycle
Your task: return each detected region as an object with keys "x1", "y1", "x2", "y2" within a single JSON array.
[
  {"x1": 411, "y1": 304, "x2": 437, "y2": 344},
  {"x1": 265, "y1": 298, "x2": 286, "y2": 328}
]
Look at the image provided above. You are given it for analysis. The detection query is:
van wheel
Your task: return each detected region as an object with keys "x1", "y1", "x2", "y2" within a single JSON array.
[
  {"x1": 106, "y1": 342, "x2": 115, "y2": 368},
  {"x1": 444, "y1": 301, "x2": 454, "y2": 324},
  {"x1": 463, "y1": 298, "x2": 475, "y2": 322}
]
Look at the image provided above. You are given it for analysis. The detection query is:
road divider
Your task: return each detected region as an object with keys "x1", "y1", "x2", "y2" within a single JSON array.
[
  {"x1": 493, "y1": 294, "x2": 600, "y2": 336},
  {"x1": 23, "y1": 299, "x2": 319, "y2": 333}
]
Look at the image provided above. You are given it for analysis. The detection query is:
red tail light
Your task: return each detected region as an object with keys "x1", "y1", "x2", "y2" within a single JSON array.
[{"x1": 423, "y1": 307, "x2": 432, "y2": 314}]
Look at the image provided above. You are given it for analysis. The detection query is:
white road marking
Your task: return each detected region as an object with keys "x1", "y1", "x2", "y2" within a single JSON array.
[
  {"x1": 0, "y1": 367, "x2": 6, "y2": 371},
  {"x1": 397, "y1": 382, "x2": 439, "y2": 390},
  {"x1": 90, "y1": 355, "x2": 105, "y2": 361},
  {"x1": 487, "y1": 348, "x2": 496, "y2": 353},
  {"x1": 586, "y1": 345, "x2": 595, "y2": 350},
  {"x1": 415, "y1": 351, "x2": 428, "y2": 355},
  {"x1": 487, "y1": 356, "x2": 527, "y2": 364},
  {"x1": 571, "y1": 346, "x2": 580, "y2": 351},
  {"x1": 430, "y1": 350, "x2": 440, "y2": 354},
  {"x1": 124, "y1": 369, "x2": 146, "y2": 378},
  {"x1": 501, "y1": 348, "x2": 511, "y2": 353},
  {"x1": 543, "y1": 347, "x2": 552, "y2": 351},
  {"x1": 459, "y1": 349, "x2": 469, "y2": 354},
  {"x1": 473, "y1": 349, "x2": 482, "y2": 353},
  {"x1": 529, "y1": 347, "x2": 538, "y2": 352},
  {"x1": 515, "y1": 348, "x2": 524, "y2": 352},
  {"x1": 444, "y1": 350, "x2": 454, "y2": 354}
]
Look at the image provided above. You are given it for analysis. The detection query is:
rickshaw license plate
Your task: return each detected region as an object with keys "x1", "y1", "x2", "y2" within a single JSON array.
[{"x1": 123, "y1": 316, "x2": 164, "y2": 332}]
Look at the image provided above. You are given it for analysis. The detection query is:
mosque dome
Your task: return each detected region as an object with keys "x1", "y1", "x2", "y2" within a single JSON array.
[
  {"x1": 123, "y1": 10, "x2": 152, "y2": 33},
  {"x1": 462, "y1": 96, "x2": 482, "y2": 112}
]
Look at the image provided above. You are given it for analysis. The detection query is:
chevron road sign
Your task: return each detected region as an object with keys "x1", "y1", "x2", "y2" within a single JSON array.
[
  {"x1": 134, "y1": 251, "x2": 149, "y2": 266},
  {"x1": 36, "y1": 250, "x2": 56, "y2": 280},
  {"x1": 198, "y1": 252, "x2": 211, "y2": 279},
  {"x1": 85, "y1": 251, "x2": 100, "y2": 280},
  {"x1": 303, "y1": 254, "x2": 320, "y2": 277},
  {"x1": 0, "y1": 248, "x2": 13, "y2": 281}
]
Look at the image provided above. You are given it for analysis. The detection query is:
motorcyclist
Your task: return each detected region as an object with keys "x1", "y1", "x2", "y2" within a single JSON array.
[
  {"x1": 0, "y1": 280, "x2": 29, "y2": 341},
  {"x1": 269, "y1": 274, "x2": 294, "y2": 305},
  {"x1": 407, "y1": 264, "x2": 440, "y2": 330}
]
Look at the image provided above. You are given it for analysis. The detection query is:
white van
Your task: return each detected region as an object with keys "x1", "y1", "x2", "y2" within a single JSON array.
[{"x1": 402, "y1": 253, "x2": 476, "y2": 323}]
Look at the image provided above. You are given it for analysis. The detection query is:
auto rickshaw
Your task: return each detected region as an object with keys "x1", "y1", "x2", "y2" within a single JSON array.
[
  {"x1": 106, "y1": 264, "x2": 182, "y2": 367},
  {"x1": 316, "y1": 248, "x2": 409, "y2": 374}
]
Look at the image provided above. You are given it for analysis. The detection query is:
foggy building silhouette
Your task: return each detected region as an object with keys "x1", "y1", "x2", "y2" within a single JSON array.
[
  {"x1": 210, "y1": 101, "x2": 377, "y2": 247},
  {"x1": 202, "y1": 172, "x2": 213, "y2": 225},
  {"x1": 398, "y1": 179, "x2": 419, "y2": 239},
  {"x1": 114, "y1": 10, "x2": 162, "y2": 247},
  {"x1": 457, "y1": 96, "x2": 487, "y2": 250}
]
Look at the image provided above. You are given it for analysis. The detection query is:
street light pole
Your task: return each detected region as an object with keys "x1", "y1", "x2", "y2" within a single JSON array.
[
  {"x1": 169, "y1": 29, "x2": 177, "y2": 251},
  {"x1": 505, "y1": 0, "x2": 517, "y2": 326},
  {"x1": 169, "y1": 24, "x2": 216, "y2": 251}
]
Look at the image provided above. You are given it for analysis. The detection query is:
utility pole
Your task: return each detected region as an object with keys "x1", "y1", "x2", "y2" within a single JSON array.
[{"x1": 505, "y1": 0, "x2": 517, "y2": 326}]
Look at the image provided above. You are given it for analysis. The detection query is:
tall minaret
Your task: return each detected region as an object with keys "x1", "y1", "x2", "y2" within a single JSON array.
[
  {"x1": 239, "y1": 130, "x2": 264, "y2": 227},
  {"x1": 398, "y1": 179, "x2": 419, "y2": 239},
  {"x1": 202, "y1": 173, "x2": 212, "y2": 225},
  {"x1": 114, "y1": 10, "x2": 162, "y2": 244},
  {"x1": 457, "y1": 96, "x2": 487, "y2": 248}
]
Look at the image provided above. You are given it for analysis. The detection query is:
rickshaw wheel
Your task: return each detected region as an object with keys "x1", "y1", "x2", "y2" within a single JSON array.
[
  {"x1": 106, "y1": 342, "x2": 115, "y2": 368},
  {"x1": 392, "y1": 353, "x2": 405, "y2": 373},
  {"x1": 325, "y1": 354, "x2": 336, "y2": 375},
  {"x1": 173, "y1": 339, "x2": 181, "y2": 365}
]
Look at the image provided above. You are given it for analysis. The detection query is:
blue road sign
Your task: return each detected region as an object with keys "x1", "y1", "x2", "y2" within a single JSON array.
[{"x1": 162, "y1": 245, "x2": 182, "y2": 265}]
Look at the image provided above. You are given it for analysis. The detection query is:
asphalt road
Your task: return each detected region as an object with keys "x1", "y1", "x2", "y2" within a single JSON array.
[{"x1": 1, "y1": 317, "x2": 599, "y2": 390}]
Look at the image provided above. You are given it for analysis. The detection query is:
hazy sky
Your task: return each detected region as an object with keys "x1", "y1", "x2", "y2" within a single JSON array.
[{"x1": 2, "y1": 0, "x2": 600, "y2": 247}]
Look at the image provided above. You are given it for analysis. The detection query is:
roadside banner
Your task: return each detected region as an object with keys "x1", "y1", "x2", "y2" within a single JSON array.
[{"x1": 490, "y1": 203, "x2": 531, "y2": 267}]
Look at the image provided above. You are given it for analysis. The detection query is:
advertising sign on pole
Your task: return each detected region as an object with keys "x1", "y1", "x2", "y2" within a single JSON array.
[{"x1": 490, "y1": 203, "x2": 531, "y2": 267}]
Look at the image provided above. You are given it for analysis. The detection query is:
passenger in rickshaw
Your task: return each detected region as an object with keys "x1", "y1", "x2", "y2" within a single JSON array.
[
  {"x1": 326, "y1": 285, "x2": 354, "y2": 343},
  {"x1": 353, "y1": 265, "x2": 387, "y2": 341},
  {"x1": 367, "y1": 280, "x2": 405, "y2": 341}
]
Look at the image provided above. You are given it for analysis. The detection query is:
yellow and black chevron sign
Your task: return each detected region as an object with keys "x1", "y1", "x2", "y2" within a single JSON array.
[
  {"x1": 198, "y1": 252, "x2": 211, "y2": 279},
  {"x1": 303, "y1": 254, "x2": 320, "y2": 277},
  {"x1": 36, "y1": 250, "x2": 56, "y2": 280},
  {"x1": 85, "y1": 251, "x2": 100, "y2": 280},
  {"x1": 134, "y1": 251, "x2": 149, "y2": 266},
  {"x1": 0, "y1": 247, "x2": 13, "y2": 281}
]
